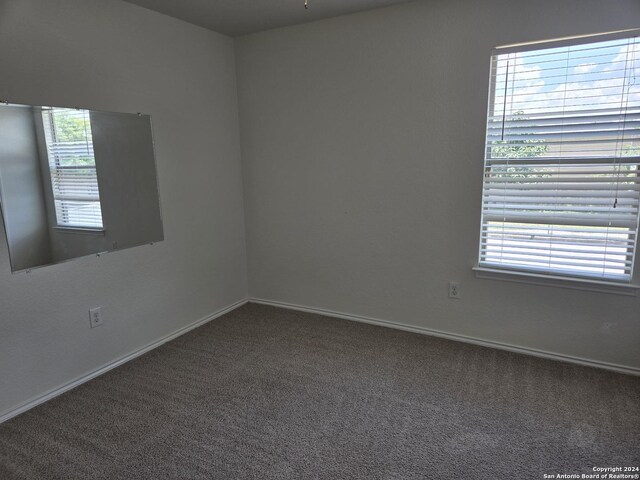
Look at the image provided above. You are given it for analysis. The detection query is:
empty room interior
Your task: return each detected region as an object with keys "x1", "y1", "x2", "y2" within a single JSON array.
[{"x1": 1, "y1": 0, "x2": 639, "y2": 478}]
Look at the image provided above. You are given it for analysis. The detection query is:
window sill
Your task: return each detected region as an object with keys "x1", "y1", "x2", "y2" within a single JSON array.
[
  {"x1": 53, "y1": 226, "x2": 105, "y2": 236},
  {"x1": 473, "y1": 266, "x2": 640, "y2": 296}
]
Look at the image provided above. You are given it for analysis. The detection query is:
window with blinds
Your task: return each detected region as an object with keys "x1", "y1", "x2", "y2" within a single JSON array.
[
  {"x1": 478, "y1": 32, "x2": 640, "y2": 284},
  {"x1": 42, "y1": 108, "x2": 103, "y2": 229}
]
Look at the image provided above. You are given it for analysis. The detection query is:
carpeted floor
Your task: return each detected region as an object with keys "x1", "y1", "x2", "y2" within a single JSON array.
[{"x1": 0, "y1": 303, "x2": 638, "y2": 479}]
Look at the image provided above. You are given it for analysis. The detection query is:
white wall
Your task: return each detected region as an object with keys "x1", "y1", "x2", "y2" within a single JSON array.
[
  {"x1": 236, "y1": 0, "x2": 640, "y2": 370},
  {"x1": 0, "y1": 0, "x2": 248, "y2": 415}
]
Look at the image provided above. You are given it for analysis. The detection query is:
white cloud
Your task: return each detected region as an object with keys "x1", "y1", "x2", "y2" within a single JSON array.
[
  {"x1": 574, "y1": 63, "x2": 597, "y2": 74},
  {"x1": 604, "y1": 43, "x2": 640, "y2": 75},
  {"x1": 494, "y1": 45, "x2": 640, "y2": 115}
]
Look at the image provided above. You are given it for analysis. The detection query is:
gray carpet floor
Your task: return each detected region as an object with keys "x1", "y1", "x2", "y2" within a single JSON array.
[{"x1": 0, "y1": 303, "x2": 638, "y2": 479}]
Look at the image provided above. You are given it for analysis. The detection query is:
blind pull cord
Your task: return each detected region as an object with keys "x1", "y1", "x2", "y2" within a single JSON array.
[
  {"x1": 500, "y1": 60, "x2": 510, "y2": 142},
  {"x1": 613, "y1": 38, "x2": 636, "y2": 209}
]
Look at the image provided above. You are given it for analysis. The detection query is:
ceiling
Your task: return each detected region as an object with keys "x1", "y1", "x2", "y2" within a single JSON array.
[{"x1": 122, "y1": 0, "x2": 414, "y2": 37}]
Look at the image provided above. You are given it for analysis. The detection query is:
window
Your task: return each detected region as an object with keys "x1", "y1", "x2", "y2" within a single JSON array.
[
  {"x1": 478, "y1": 32, "x2": 640, "y2": 285},
  {"x1": 42, "y1": 108, "x2": 103, "y2": 229}
]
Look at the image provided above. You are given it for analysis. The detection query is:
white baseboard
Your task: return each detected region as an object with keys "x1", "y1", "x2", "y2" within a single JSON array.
[
  {"x1": 4, "y1": 296, "x2": 636, "y2": 424},
  {"x1": 249, "y1": 297, "x2": 640, "y2": 377},
  {"x1": 0, "y1": 298, "x2": 248, "y2": 424}
]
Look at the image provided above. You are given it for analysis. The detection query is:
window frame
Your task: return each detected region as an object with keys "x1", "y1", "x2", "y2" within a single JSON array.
[
  {"x1": 475, "y1": 29, "x2": 640, "y2": 294},
  {"x1": 41, "y1": 107, "x2": 104, "y2": 231}
]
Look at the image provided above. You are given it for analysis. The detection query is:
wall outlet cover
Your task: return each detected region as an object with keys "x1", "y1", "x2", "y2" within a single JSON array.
[
  {"x1": 449, "y1": 282, "x2": 461, "y2": 299},
  {"x1": 89, "y1": 307, "x2": 103, "y2": 328}
]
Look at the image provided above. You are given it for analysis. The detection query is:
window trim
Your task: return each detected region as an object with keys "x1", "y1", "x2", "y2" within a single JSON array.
[
  {"x1": 476, "y1": 30, "x2": 640, "y2": 289},
  {"x1": 52, "y1": 226, "x2": 105, "y2": 236},
  {"x1": 495, "y1": 28, "x2": 640, "y2": 56},
  {"x1": 473, "y1": 266, "x2": 640, "y2": 296}
]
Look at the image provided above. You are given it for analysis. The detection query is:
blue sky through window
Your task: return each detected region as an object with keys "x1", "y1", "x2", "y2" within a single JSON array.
[{"x1": 493, "y1": 37, "x2": 640, "y2": 117}]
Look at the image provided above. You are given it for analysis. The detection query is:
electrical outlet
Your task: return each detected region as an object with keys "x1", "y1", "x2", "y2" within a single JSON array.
[
  {"x1": 448, "y1": 281, "x2": 461, "y2": 299},
  {"x1": 89, "y1": 307, "x2": 103, "y2": 328}
]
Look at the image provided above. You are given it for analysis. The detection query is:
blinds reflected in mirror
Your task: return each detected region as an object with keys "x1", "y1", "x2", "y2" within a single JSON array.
[
  {"x1": 479, "y1": 34, "x2": 640, "y2": 282},
  {"x1": 42, "y1": 108, "x2": 104, "y2": 229}
]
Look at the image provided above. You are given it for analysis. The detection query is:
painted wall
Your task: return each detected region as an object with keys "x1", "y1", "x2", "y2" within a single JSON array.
[
  {"x1": 0, "y1": 0, "x2": 247, "y2": 415},
  {"x1": 0, "y1": 106, "x2": 52, "y2": 271},
  {"x1": 236, "y1": 0, "x2": 640, "y2": 370}
]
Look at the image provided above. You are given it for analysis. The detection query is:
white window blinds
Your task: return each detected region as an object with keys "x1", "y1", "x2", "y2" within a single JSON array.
[
  {"x1": 479, "y1": 33, "x2": 640, "y2": 283},
  {"x1": 42, "y1": 108, "x2": 103, "y2": 229}
]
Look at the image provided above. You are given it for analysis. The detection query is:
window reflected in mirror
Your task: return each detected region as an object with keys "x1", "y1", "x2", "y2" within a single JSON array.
[{"x1": 42, "y1": 108, "x2": 104, "y2": 230}]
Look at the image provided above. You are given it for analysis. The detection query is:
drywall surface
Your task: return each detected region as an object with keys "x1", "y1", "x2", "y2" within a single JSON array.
[
  {"x1": 0, "y1": 106, "x2": 52, "y2": 271},
  {"x1": 0, "y1": 0, "x2": 247, "y2": 414},
  {"x1": 236, "y1": 0, "x2": 640, "y2": 369}
]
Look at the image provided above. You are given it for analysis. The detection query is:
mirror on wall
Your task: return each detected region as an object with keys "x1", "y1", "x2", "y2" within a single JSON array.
[{"x1": 0, "y1": 103, "x2": 164, "y2": 273}]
